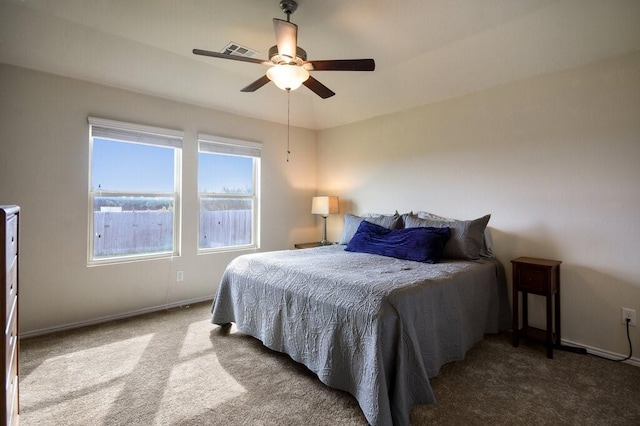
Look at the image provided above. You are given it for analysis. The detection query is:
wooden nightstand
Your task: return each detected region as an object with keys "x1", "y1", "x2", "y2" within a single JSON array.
[
  {"x1": 294, "y1": 242, "x2": 335, "y2": 249},
  {"x1": 511, "y1": 257, "x2": 561, "y2": 359}
]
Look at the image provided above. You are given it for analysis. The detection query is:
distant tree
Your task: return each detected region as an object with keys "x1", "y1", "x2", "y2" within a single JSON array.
[
  {"x1": 199, "y1": 186, "x2": 252, "y2": 211},
  {"x1": 200, "y1": 198, "x2": 251, "y2": 211},
  {"x1": 94, "y1": 196, "x2": 174, "y2": 211},
  {"x1": 222, "y1": 186, "x2": 252, "y2": 194}
]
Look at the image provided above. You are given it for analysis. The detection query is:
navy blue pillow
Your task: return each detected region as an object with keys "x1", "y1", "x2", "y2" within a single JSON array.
[{"x1": 345, "y1": 220, "x2": 451, "y2": 263}]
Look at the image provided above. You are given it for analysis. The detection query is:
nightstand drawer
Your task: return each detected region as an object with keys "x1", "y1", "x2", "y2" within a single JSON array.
[{"x1": 518, "y1": 267, "x2": 548, "y2": 292}]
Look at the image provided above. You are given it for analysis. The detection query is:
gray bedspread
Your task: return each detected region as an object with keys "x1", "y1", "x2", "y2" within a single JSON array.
[{"x1": 211, "y1": 245, "x2": 509, "y2": 426}]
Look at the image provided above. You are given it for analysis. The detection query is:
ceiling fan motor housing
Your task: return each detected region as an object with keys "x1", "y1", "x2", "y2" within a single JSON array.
[
  {"x1": 280, "y1": 0, "x2": 298, "y2": 18},
  {"x1": 268, "y1": 45, "x2": 307, "y2": 65}
]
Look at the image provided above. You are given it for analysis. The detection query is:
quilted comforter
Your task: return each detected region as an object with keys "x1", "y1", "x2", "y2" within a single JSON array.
[{"x1": 211, "y1": 245, "x2": 509, "y2": 425}]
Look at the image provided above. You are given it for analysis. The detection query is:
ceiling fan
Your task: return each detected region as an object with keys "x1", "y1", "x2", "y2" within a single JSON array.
[{"x1": 193, "y1": 0, "x2": 375, "y2": 99}]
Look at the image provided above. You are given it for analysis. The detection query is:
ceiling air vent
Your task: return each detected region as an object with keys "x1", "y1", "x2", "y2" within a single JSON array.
[{"x1": 221, "y1": 42, "x2": 258, "y2": 58}]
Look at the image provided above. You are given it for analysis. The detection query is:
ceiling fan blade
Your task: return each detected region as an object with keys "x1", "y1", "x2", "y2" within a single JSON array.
[
  {"x1": 273, "y1": 18, "x2": 298, "y2": 62},
  {"x1": 240, "y1": 75, "x2": 272, "y2": 92},
  {"x1": 307, "y1": 59, "x2": 375, "y2": 71},
  {"x1": 193, "y1": 49, "x2": 267, "y2": 65},
  {"x1": 303, "y1": 76, "x2": 335, "y2": 99}
]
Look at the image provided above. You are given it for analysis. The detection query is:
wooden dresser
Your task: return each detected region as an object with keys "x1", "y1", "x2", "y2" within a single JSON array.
[{"x1": 1, "y1": 206, "x2": 19, "y2": 426}]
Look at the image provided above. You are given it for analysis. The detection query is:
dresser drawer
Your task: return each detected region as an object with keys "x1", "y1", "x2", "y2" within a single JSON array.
[
  {"x1": 518, "y1": 267, "x2": 548, "y2": 293},
  {"x1": 4, "y1": 215, "x2": 17, "y2": 269},
  {"x1": 6, "y1": 378, "x2": 18, "y2": 426},
  {"x1": 5, "y1": 259, "x2": 17, "y2": 324},
  {"x1": 5, "y1": 300, "x2": 17, "y2": 381},
  {"x1": 5, "y1": 346, "x2": 18, "y2": 423}
]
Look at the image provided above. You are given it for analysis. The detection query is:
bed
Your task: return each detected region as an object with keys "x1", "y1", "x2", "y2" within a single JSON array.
[{"x1": 211, "y1": 213, "x2": 510, "y2": 425}]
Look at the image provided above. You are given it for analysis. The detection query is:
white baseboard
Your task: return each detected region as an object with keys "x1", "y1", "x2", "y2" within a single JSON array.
[
  {"x1": 561, "y1": 338, "x2": 640, "y2": 367},
  {"x1": 20, "y1": 296, "x2": 214, "y2": 339}
]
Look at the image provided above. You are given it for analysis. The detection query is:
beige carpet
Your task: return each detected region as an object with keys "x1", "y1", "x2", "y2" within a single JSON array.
[{"x1": 19, "y1": 302, "x2": 640, "y2": 425}]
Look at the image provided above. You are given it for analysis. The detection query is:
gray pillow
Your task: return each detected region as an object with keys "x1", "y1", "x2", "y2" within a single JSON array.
[
  {"x1": 338, "y1": 212, "x2": 403, "y2": 245},
  {"x1": 415, "y1": 211, "x2": 494, "y2": 258},
  {"x1": 404, "y1": 214, "x2": 491, "y2": 260},
  {"x1": 416, "y1": 210, "x2": 450, "y2": 221}
]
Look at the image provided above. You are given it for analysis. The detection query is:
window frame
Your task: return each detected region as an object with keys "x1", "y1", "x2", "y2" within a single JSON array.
[
  {"x1": 87, "y1": 117, "x2": 183, "y2": 266},
  {"x1": 197, "y1": 134, "x2": 261, "y2": 253}
]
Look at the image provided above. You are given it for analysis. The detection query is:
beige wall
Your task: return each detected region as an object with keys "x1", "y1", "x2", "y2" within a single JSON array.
[
  {"x1": 2, "y1": 50, "x2": 640, "y2": 359},
  {"x1": 318, "y1": 52, "x2": 640, "y2": 359},
  {"x1": 0, "y1": 64, "x2": 319, "y2": 334}
]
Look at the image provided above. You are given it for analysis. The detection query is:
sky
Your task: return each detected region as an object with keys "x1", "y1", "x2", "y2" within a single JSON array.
[
  {"x1": 198, "y1": 152, "x2": 253, "y2": 194},
  {"x1": 92, "y1": 138, "x2": 253, "y2": 193}
]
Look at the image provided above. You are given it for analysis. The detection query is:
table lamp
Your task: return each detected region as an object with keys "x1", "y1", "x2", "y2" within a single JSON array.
[{"x1": 311, "y1": 196, "x2": 339, "y2": 245}]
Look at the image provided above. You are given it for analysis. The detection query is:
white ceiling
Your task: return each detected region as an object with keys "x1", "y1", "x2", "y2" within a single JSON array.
[{"x1": 2, "y1": 0, "x2": 640, "y2": 130}]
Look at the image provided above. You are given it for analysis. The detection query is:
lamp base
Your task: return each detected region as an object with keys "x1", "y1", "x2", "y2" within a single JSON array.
[{"x1": 320, "y1": 216, "x2": 328, "y2": 245}]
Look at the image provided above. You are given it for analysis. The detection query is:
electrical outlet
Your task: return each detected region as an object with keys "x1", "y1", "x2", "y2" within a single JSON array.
[
  {"x1": 176, "y1": 270, "x2": 184, "y2": 282},
  {"x1": 622, "y1": 308, "x2": 636, "y2": 326}
]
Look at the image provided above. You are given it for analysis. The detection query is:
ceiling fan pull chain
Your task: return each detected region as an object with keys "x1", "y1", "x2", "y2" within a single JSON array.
[{"x1": 287, "y1": 88, "x2": 291, "y2": 162}]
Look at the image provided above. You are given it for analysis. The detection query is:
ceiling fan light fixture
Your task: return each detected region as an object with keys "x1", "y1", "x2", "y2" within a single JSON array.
[
  {"x1": 266, "y1": 64, "x2": 309, "y2": 91},
  {"x1": 192, "y1": 0, "x2": 374, "y2": 98}
]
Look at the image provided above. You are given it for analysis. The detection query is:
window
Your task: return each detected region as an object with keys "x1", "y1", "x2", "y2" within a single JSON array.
[
  {"x1": 88, "y1": 117, "x2": 182, "y2": 264},
  {"x1": 198, "y1": 134, "x2": 261, "y2": 251}
]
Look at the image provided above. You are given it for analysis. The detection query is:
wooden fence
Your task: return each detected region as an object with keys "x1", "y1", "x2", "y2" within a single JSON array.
[
  {"x1": 93, "y1": 210, "x2": 252, "y2": 257},
  {"x1": 199, "y1": 209, "x2": 252, "y2": 248}
]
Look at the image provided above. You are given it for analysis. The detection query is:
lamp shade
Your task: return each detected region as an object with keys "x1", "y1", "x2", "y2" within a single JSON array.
[
  {"x1": 266, "y1": 64, "x2": 310, "y2": 91},
  {"x1": 311, "y1": 196, "x2": 339, "y2": 217}
]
